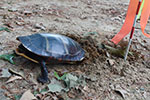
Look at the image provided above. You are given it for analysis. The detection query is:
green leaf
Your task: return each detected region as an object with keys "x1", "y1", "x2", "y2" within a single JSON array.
[
  {"x1": 40, "y1": 88, "x2": 47, "y2": 93},
  {"x1": 51, "y1": 73, "x2": 87, "y2": 93},
  {"x1": 54, "y1": 71, "x2": 61, "y2": 80},
  {"x1": 60, "y1": 73, "x2": 67, "y2": 80},
  {"x1": 33, "y1": 91, "x2": 38, "y2": 96},
  {"x1": 63, "y1": 73, "x2": 78, "y2": 88},
  {"x1": 47, "y1": 78, "x2": 65, "y2": 92},
  {"x1": 0, "y1": 27, "x2": 10, "y2": 32},
  {"x1": 34, "y1": 88, "x2": 49, "y2": 96},
  {"x1": 54, "y1": 71, "x2": 67, "y2": 80},
  {"x1": 14, "y1": 94, "x2": 22, "y2": 100},
  {"x1": 48, "y1": 84, "x2": 64, "y2": 93},
  {"x1": 0, "y1": 54, "x2": 15, "y2": 64}
]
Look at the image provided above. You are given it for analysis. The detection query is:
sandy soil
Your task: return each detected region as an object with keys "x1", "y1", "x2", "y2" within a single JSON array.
[{"x1": 0, "y1": 0, "x2": 150, "y2": 100}]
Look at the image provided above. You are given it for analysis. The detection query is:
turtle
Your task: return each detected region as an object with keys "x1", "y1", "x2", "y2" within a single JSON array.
[{"x1": 15, "y1": 33, "x2": 85, "y2": 83}]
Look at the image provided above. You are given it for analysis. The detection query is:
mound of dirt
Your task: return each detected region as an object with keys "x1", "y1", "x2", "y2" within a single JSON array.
[{"x1": 65, "y1": 33, "x2": 103, "y2": 64}]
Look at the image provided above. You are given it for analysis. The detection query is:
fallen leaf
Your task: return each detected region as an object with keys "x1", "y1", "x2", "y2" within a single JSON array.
[
  {"x1": 4, "y1": 23, "x2": 14, "y2": 28},
  {"x1": 48, "y1": 73, "x2": 86, "y2": 93},
  {"x1": 63, "y1": 73, "x2": 86, "y2": 90},
  {"x1": 0, "y1": 27, "x2": 10, "y2": 32},
  {"x1": 20, "y1": 90, "x2": 37, "y2": 100},
  {"x1": 101, "y1": 43, "x2": 133, "y2": 58},
  {"x1": 54, "y1": 71, "x2": 67, "y2": 80},
  {"x1": 33, "y1": 88, "x2": 47, "y2": 98},
  {"x1": 47, "y1": 78, "x2": 65, "y2": 93},
  {"x1": 6, "y1": 76, "x2": 22, "y2": 83},
  {"x1": 54, "y1": 71, "x2": 61, "y2": 80},
  {"x1": 114, "y1": 89, "x2": 128, "y2": 99},
  {"x1": 48, "y1": 84, "x2": 64, "y2": 93},
  {"x1": 8, "y1": 7, "x2": 18, "y2": 12},
  {"x1": 14, "y1": 94, "x2": 22, "y2": 100},
  {"x1": 9, "y1": 68, "x2": 25, "y2": 78},
  {"x1": 64, "y1": 73, "x2": 78, "y2": 88},
  {"x1": 0, "y1": 68, "x2": 12, "y2": 78},
  {"x1": 0, "y1": 54, "x2": 15, "y2": 64}
]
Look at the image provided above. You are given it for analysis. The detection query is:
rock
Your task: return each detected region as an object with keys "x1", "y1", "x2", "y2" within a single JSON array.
[
  {"x1": 34, "y1": 23, "x2": 46, "y2": 30},
  {"x1": 24, "y1": 11, "x2": 32, "y2": 16},
  {"x1": 107, "y1": 59, "x2": 115, "y2": 66},
  {"x1": 15, "y1": 21, "x2": 25, "y2": 26},
  {"x1": 8, "y1": 7, "x2": 18, "y2": 12}
]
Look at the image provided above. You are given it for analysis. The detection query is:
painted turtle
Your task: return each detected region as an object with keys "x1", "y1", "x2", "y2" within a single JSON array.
[{"x1": 15, "y1": 33, "x2": 85, "y2": 83}]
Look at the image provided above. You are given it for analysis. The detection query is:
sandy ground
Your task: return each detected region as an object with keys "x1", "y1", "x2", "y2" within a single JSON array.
[{"x1": 0, "y1": 0, "x2": 150, "y2": 100}]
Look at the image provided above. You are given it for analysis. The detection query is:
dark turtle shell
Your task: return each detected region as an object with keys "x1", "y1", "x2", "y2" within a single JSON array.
[{"x1": 17, "y1": 33, "x2": 85, "y2": 61}]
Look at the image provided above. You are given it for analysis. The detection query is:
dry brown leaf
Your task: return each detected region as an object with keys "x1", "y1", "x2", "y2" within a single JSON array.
[
  {"x1": 114, "y1": 88, "x2": 128, "y2": 99},
  {"x1": 20, "y1": 90, "x2": 37, "y2": 100},
  {"x1": 6, "y1": 76, "x2": 22, "y2": 83},
  {"x1": 68, "y1": 92, "x2": 75, "y2": 99},
  {"x1": 9, "y1": 68, "x2": 25, "y2": 78}
]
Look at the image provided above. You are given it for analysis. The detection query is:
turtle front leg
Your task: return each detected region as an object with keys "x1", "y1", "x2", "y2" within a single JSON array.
[{"x1": 37, "y1": 61, "x2": 49, "y2": 83}]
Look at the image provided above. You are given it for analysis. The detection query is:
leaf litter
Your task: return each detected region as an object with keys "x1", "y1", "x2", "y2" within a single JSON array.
[
  {"x1": 20, "y1": 90, "x2": 37, "y2": 100},
  {"x1": 48, "y1": 72, "x2": 86, "y2": 93},
  {"x1": 47, "y1": 78, "x2": 65, "y2": 93},
  {"x1": 8, "y1": 68, "x2": 25, "y2": 79},
  {"x1": 0, "y1": 54, "x2": 15, "y2": 64},
  {"x1": 6, "y1": 76, "x2": 22, "y2": 84},
  {"x1": 0, "y1": 27, "x2": 10, "y2": 32}
]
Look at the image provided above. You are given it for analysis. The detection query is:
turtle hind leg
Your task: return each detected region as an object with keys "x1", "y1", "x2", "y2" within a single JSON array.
[{"x1": 37, "y1": 61, "x2": 49, "y2": 83}]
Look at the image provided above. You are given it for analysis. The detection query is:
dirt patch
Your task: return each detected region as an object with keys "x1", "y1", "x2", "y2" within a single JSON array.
[{"x1": 66, "y1": 33, "x2": 102, "y2": 63}]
